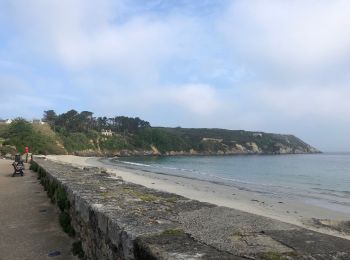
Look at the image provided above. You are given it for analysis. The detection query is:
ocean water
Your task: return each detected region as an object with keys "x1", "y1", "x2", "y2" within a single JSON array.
[{"x1": 104, "y1": 153, "x2": 350, "y2": 214}]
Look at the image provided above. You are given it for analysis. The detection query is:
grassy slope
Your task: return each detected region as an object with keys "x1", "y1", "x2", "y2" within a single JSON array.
[
  {"x1": 2, "y1": 123, "x2": 65, "y2": 155},
  {"x1": 31, "y1": 124, "x2": 67, "y2": 154}
]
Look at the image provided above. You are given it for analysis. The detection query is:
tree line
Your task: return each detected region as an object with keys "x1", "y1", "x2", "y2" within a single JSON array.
[{"x1": 43, "y1": 109, "x2": 151, "y2": 134}]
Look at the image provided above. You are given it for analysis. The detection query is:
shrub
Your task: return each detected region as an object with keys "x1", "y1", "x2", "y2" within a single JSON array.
[
  {"x1": 59, "y1": 212, "x2": 75, "y2": 237},
  {"x1": 72, "y1": 241, "x2": 85, "y2": 259},
  {"x1": 55, "y1": 186, "x2": 70, "y2": 211}
]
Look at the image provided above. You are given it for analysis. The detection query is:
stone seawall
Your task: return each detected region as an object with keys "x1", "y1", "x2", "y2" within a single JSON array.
[{"x1": 31, "y1": 158, "x2": 350, "y2": 260}]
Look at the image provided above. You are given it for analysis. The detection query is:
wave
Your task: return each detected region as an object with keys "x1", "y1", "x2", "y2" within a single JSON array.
[
  {"x1": 117, "y1": 161, "x2": 152, "y2": 167},
  {"x1": 103, "y1": 157, "x2": 350, "y2": 208},
  {"x1": 111, "y1": 158, "x2": 288, "y2": 190},
  {"x1": 312, "y1": 187, "x2": 350, "y2": 199}
]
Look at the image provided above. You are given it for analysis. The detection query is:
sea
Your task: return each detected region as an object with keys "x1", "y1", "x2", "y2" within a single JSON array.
[{"x1": 102, "y1": 153, "x2": 350, "y2": 214}]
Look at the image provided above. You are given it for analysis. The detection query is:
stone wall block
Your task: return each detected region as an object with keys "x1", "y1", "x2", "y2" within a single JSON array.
[{"x1": 75, "y1": 195, "x2": 90, "y2": 223}]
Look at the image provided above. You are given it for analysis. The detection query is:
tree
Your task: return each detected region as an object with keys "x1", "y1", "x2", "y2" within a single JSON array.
[
  {"x1": 97, "y1": 117, "x2": 108, "y2": 131},
  {"x1": 43, "y1": 110, "x2": 57, "y2": 127},
  {"x1": 44, "y1": 109, "x2": 151, "y2": 134},
  {"x1": 56, "y1": 109, "x2": 78, "y2": 132},
  {"x1": 77, "y1": 111, "x2": 94, "y2": 132},
  {"x1": 5, "y1": 118, "x2": 63, "y2": 154},
  {"x1": 6, "y1": 118, "x2": 35, "y2": 153}
]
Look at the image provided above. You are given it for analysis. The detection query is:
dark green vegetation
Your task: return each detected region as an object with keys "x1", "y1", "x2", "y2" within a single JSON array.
[
  {"x1": 0, "y1": 119, "x2": 65, "y2": 155},
  {"x1": 0, "y1": 109, "x2": 319, "y2": 156},
  {"x1": 161, "y1": 228, "x2": 184, "y2": 236},
  {"x1": 59, "y1": 212, "x2": 75, "y2": 237},
  {"x1": 72, "y1": 241, "x2": 85, "y2": 259},
  {"x1": 155, "y1": 127, "x2": 318, "y2": 154}
]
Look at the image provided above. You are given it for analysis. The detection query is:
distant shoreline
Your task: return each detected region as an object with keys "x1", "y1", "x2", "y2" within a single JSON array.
[{"x1": 71, "y1": 149, "x2": 322, "y2": 158}]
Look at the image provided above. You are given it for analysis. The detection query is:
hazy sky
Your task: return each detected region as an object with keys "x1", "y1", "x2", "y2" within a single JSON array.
[{"x1": 1, "y1": 0, "x2": 350, "y2": 152}]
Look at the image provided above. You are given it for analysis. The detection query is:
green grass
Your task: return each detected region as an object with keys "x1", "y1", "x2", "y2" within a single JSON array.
[
  {"x1": 161, "y1": 228, "x2": 184, "y2": 236},
  {"x1": 259, "y1": 251, "x2": 297, "y2": 260},
  {"x1": 122, "y1": 187, "x2": 159, "y2": 202},
  {"x1": 164, "y1": 196, "x2": 179, "y2": 203}
]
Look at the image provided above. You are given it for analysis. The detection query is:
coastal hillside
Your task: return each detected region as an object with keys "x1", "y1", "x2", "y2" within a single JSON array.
[
  {"x1": 0, "y1": 110, "x2": 319, "y2": 156},
  {"x1": 154, "y1": 127, "x2": 319, "y2": 155}
]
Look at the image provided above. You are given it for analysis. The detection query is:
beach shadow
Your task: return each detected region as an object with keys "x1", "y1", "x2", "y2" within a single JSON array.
[{"x1": 6, "y1": 173, "x2": 24, "y2": 178}]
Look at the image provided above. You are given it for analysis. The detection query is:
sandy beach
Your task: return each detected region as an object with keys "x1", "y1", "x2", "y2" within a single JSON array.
[{"x1": 45, "y1": 155, "x2": 350, "y2": 239}]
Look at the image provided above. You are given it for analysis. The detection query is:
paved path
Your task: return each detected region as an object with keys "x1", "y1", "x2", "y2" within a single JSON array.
[{"x1": 0, "y1": 159, "x2": 76, "y2": 260}]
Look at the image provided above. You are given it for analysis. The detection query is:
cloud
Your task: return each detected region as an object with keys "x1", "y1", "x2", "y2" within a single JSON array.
[
  {"x1": 53, "y1": 17, "x2": 193, "y2": 72},
  {"x1": 1, "y1": 0, "x2": 350, "y2": 150},
  {"x1": 256, "y1": 85, "x2": 350, "y2": 122},
  {"x1": 221, "y1": 0, "x2": 350, "y2": 71},
  {"x1": 4, "y1": 0, "x2": 199, "y2": 76},
  {"x1": 0, "y1": 73, "x2": 52, "y2": 118},
  {"x1": 83, "y1": 82, "x2": 222, "y2": 118},
  {"x1": 154, "y1": 84, "x2": 222, "y2": 115}
]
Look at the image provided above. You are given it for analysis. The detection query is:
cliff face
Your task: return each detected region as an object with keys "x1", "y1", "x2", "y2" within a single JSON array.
[{"x1": 72, "y1": 128, "x2": 320, "y2": 157}]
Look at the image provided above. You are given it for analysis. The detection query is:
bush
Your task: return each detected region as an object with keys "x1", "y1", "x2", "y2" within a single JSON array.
[
  {"x1": 0, "y1": 145, "x2": 16, "y2": 156},
  {"x1": 59, "y1": 132, "x2": 94, "y2": 152},
  {"x1": 99, "y1": 136, "x2": 128, "y2": 151},
  {"x1": 1, "y1": 119, "x2": 65, "y2": 155},
  {"x1": 72, "y1": 241, "x2": 85, "y2": 259},
  {"x1": 59, "y1": 212, "x2": 75, "y2": 237},
  {"x1": 55, "y1": 186, "x2": 70, "y2": 211},
  {"x1": 29, "y1": 161, "x2": 39, "y2": 172},
  {"x1": 133, "y1": 128, "x2": 189, "y2": 153}
]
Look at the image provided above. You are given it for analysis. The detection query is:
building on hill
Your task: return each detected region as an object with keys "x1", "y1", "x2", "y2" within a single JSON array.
[
  {"x1": 32, "y1": 119, "x2": 45, "y2": 125},
  {"x1": 0, "y1": 119, "x2": 12, "y2": 124},
  {"x1": 101, "y1": 129, "x2": 113, "y2": 136}
]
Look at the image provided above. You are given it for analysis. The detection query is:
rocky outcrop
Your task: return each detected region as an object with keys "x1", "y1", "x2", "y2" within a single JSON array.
[{"x1": 72, "y1": 142, "x2": 320, "y2": 158}]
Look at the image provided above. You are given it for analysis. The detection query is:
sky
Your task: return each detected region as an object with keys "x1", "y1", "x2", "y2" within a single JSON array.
[{"x1": 0, "y1": 0, "x2": 350, "y2": 152}]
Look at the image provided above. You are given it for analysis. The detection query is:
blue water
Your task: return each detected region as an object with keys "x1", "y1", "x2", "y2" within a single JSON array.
[{"x1": 105, "y1": 153, "x2": 350, "y2": 213}]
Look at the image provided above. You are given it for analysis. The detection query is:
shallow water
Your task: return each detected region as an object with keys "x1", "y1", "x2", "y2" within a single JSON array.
[{"x1": 105, "y1": 153, "x2": 350, "y2": 214}]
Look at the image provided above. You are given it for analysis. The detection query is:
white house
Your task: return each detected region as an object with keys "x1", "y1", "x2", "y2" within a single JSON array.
[
  {"x1": 32, "y1": 119, "x2": 45, "y2": 125},
  {"x1": 101, "y1": 129, "x2": 113, "y2": 137},
  {"x1": 0, "y1": 119, "x2": 12, "y2": 124}
]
